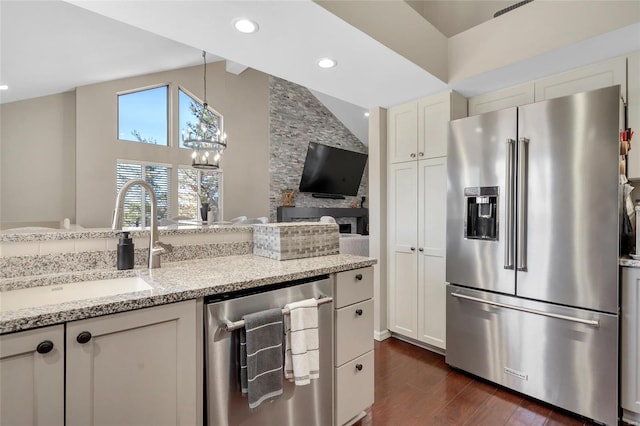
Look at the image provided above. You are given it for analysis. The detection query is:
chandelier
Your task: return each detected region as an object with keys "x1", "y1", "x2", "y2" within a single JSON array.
[{"x1": 182, "y1": 51, "x2": 227, "y2": 170}]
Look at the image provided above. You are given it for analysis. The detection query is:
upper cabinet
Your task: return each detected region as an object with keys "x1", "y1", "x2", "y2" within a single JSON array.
[
  {"x1": 468, "y1": 55, "x2": 628, "y2": 116},
  {"x1": 534, "y1": 56, "x2": 626, "y2": 103},
  {"x1": 388, "y1": 91, "x2": 467, "y2": 163},
  {"x1": 388, "y1": 102, "x2": 418, "y2": 163},
  {"x1": 469, "y1": 83, "x2": 535, "y2": 116}
]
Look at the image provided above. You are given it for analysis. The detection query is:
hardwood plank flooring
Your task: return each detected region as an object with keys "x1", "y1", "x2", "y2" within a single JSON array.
[{"x1": 356, "y1": 338, "x2": 615, "y2": 426}]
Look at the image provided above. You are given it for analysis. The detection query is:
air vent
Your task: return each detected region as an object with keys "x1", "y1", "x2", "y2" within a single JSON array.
[{"x1": 494, "y1": 0, "x2": 534, "y2": 18}]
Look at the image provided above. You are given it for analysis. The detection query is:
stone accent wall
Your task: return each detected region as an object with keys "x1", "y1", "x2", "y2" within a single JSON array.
[{"x1": 269, "y1": 77, "x2": 368, "y2": 225}]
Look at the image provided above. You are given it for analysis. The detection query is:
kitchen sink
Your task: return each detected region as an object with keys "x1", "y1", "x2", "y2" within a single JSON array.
[{"x1": 0, "y1": 276, "x2": 152, "y2": 313}]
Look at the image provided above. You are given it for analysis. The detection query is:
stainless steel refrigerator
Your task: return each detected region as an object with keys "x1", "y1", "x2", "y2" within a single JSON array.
[{"x1": 446, "y1": 85, "x2": 620, "y2": 425}]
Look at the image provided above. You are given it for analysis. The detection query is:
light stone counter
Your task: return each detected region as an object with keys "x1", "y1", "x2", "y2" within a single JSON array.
[
  {"x1": 0, "y1": 254, "x2": 376, "y2": 334},
  {"x1": 620, "y1": 257, "x2": 640, "y2": 268},
  {"x1": 0, "y1": 224, "x2": 252, "y2": 242}
]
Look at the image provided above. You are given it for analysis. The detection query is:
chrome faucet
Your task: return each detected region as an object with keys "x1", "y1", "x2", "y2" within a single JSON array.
[{"x1": 112, "y1": 179, "x2": 173, "y2": 269}]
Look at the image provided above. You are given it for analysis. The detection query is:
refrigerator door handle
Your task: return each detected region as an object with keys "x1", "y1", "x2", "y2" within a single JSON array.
[
  {"x1": 451, "y1": 292, "x2": 600, "y2": 327},
  {"x1": 504, "y1": 139, "x2": 516, "y2": 270},
  {"x1": 517, "y1": 137, "x2": 529, "y2": 271}
]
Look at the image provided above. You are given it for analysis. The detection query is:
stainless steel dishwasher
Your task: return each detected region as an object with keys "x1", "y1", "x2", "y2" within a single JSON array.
[{"x1": 205, "y1": 275, "x2": 334, "y2": 426}]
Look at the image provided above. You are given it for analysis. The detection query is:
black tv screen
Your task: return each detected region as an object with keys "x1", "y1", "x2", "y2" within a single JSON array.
[{"x1": 299, "y1": 142, "x2": 368, "y2": 197}]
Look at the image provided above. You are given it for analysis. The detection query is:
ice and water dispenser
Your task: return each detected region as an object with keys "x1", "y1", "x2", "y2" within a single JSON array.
[{"x1": 464, "y1": 187, "x2": 498, "y2": 241}]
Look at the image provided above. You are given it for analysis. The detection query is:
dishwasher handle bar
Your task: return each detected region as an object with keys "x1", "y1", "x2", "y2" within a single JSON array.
[
  {"x1": 451, "y1": 292, "x2": 600, "y2": 327},
  {"x1": 223, "y1": 296, "x2": 333, "y2": 332}
]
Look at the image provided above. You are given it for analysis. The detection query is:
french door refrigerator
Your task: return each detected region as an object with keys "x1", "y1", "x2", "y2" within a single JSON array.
[{"x1": 446, "y1": 85, "x2": 620, "y2": 425}]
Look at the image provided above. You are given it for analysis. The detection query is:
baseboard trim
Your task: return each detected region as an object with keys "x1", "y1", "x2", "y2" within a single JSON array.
[
  {"x1": 390, "y1": 333, "x2": 446, "y2": 356},
  {"x1": 374, "y1": 329, "x2": 391, "y2": 341}
]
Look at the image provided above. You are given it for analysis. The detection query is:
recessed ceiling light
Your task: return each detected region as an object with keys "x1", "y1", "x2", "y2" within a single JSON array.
[
  {"x1": 233, "y1": 18, "x2": 259, "y2": 34},
  {"x1": 317, "y1": 58, "x2": 337, "y2": 69},
  {"x1": 0, "y1": 85, "x2": 8, "y2": 90},
  {"x1": 364, "y1": 112, "x2": 370, "y2": 117}
]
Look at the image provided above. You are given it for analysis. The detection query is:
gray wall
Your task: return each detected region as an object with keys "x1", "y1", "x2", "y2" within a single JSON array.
[
  {"x1": 74, "y1": 62, "x2": 270, "y2": 228},
  {"x1": 269, "y1": 77, "x2": 368, "y2": 223},
  {"x1": 1, "y1": 92, "x2": 76, "y2": 227}
]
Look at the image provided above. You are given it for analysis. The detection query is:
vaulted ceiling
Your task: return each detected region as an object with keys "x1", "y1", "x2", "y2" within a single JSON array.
[{"x1": 1, "y1": 0, "x2": 639, "y2": 110}]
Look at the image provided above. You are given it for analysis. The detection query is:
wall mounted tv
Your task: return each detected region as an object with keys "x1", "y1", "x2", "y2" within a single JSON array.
[{"x1": 299, "y1": 142, "x2": 368, "y2": 199}]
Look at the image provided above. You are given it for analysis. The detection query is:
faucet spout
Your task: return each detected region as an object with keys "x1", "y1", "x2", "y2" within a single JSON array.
[{"x1": 112, "y1": 179, "x2": 171, "y2": 269}]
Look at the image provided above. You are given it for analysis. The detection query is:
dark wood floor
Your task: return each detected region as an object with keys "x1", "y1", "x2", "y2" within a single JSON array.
[{"x1": 356, "y1": 338, "x2": 605, "y2": 426}]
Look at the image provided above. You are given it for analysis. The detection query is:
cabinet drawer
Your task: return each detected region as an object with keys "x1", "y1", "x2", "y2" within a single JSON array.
[
  {"x1": 335, "y1": 267, "x2": 373, "y2": 308},
  {"x1": 335, "y1": 299, "x2": 374, "y2": 366},
  {"x1": 335, "y1": 350, "x2": 374, "y2": 426}
]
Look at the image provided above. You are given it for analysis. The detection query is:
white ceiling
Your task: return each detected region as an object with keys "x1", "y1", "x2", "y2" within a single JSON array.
[{"x1": 1, "y1": 1, "x2": 639, "y2": 117}]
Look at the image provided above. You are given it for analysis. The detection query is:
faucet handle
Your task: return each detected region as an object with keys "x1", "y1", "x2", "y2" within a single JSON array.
[{"x1": 153, "y1": 241, "x2": 174, "y2": 254}]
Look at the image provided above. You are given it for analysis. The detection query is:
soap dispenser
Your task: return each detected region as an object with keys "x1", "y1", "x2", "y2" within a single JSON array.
[{"x1": 117, "y1": 231, "x2": 134, "y2": 270}]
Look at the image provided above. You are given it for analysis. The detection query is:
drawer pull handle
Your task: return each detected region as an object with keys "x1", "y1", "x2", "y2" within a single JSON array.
[
  {"x1": 355, "y1": 309, "x2": 363, "y2": 316},
  {"x1": 36, "y1": 340, "x2": 54, "y2": 354},
  {"x1": 356, "y1": 364, "x2": 363, "y2": 371},
  {"x1": 76, "y1": 331, "x2": 92, "y2": 344},
  {"x1": 355, "y1": 273, "x2": 363, "y2": 281}
]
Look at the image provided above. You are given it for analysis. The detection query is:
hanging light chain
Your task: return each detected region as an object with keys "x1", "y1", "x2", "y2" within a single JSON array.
[{"x1": 202, "y1": 50, "x2": 208, "y2": 108}]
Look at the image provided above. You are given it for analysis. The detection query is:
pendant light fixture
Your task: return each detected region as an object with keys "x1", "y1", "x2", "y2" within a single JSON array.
[{"x1": 182, "y1": 51, "x2": 227, "y2": 169}]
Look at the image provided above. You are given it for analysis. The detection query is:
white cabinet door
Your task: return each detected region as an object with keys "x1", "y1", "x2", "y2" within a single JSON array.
[
  {"x1": 418, "y1": 93, "x2": 450, "y2": 159},
  {"x1": 469, "y1": 82, "x2": 535, "y2": 116},
  {"x1": 66, "y1": 300, "x2": 197, "y2": 426},
  {"x1": 388, "y1": 102, "x2": 418, "y2": 164},
  {"x1": 388, "y1": 162, "x2": 418, "y2": 338},
  {"x1": 622, "y1": 267, "x2": 640, "y2": 422},
  {"x1": 626, "y1": 52, "x2": 640, "y2": 180},
  {"x1": 0, "y1": 325, "x2": 64, "y2": 426},
  {"x1": 417, "y1": 158, "x2": 447, "y2": 349},
  {"x1": 534, "y1": 56, "x2": 626, "y2": 102}
]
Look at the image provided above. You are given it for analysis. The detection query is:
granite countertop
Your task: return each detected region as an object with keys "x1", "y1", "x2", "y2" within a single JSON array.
[
  {"x1": 0, "y1": 224, "x2": 253, "y2": 242},
  {"x1": 0, "y1": 254, "x2": 376, "y2": 334},
  {"x1": 620, "y1": 256, "x2": 640, "y2": 268}
]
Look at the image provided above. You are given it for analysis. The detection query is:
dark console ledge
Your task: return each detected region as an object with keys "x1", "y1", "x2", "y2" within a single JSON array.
[{"x1": 276, "y1": 207, "x2": 368, "y2": 235}]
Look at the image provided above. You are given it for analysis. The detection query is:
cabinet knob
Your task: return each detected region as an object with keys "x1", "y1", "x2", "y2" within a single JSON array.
[
  {"x1": 418, "y1": 248, "x2": 424, "y2": 252},
  {"x1": 355, "y1": 273, "x2": 363, "y2": 281},
  {"x1": 36, "y1": 340, "x2": 54, "y2": 354},
  {"x1": 356, "y1": 364, "x2": 363, "y2": 372},
  {"x1": 410, "y1": 247, "x2": 416, "y2": 251},
  {"x1": 418, "y1": 152, "x2": 424, "y2": 157},
  {"x1": 410, "y1": 153, "x2": 416, "y2": 158},
  {"x1": 76, "y1": 331, "x2": 92, "y2": 344},
  {"x1": 355, "y1": 309, "x2": 363, "y2": 316}
]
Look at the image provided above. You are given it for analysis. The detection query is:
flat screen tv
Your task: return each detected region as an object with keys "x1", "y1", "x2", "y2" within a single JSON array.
[{"x1": 299, "y1": 142, "x2": 368, "y2": 199}]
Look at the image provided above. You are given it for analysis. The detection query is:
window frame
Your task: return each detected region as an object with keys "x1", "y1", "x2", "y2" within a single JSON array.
[
  {"x1": 116, "y1": 159, "x2": 173, "y2": 229},
  {"x1": 116, "y1": 83, "x2": 171, "y2": 147},
  {"x1": 177, "y1": 85, "x2": 225, "y2": 150},
  {"x1": 114, "y1": 82, "x2": 224, "y2": 227}
]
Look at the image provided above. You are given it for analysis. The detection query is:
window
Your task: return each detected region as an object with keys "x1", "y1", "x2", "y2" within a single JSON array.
[
  {"x1": 116, "y1": 162, "x2": 171, "y2": 228},
  {"x1": 118, "y1": 86, "x2": 168, "y2": 146},
  {"x1": 178, "y1": 88, "x2": 222, "y2": 149},
  {"x1": 178, "y1": 167, "x2": 222, "y2": 221},
  {"x1": 115, "y1": 84, "x2": 224, "y2": 226}
]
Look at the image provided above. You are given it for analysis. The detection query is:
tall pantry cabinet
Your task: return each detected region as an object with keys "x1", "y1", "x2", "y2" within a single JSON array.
[{"x1": 387, "y1": 91, "x2": 467, "y2": 350}]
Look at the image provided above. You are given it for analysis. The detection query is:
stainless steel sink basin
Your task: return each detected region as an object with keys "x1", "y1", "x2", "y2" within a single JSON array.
[{"x1": 0, "y1": 276, "x2": 152, "y2": 313}]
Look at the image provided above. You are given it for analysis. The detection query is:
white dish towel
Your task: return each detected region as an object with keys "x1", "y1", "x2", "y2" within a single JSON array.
[{"x1": 284, "y1": 298, "x2": 319, "y2": 385}]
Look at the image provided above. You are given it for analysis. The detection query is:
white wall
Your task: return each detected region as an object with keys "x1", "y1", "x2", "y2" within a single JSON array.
[
  {"x1": 1, "y1": 92, "x2": 76, "y2": 225},
  {"x1": 75, "y1": 62, "x2": 270, "y2": 227},
  {"x1": 368, "y1": 107, "x2": 388, "y2": 339},
  {"x1": 448, "y1": 1, "x2": 640, "y2": 83}
]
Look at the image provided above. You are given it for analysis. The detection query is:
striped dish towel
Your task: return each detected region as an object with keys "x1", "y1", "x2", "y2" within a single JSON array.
[
  {"x1": 284, "y1": 298, "x2": 319, "y2": 386},
  {"x1": 239, "y1": 308, "x2": 284, "y2": 409}
]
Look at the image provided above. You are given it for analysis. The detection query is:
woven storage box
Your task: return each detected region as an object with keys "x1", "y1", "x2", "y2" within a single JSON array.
[{"x1": 253, "y1": 222, "x2": 339, "y2": 260}]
